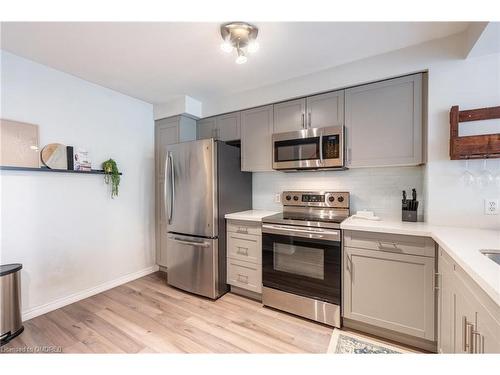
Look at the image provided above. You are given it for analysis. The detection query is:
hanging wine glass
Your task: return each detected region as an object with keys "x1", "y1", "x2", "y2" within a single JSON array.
[
  {"x1": 494, "y1": 160, "x2": 500, "y2": 188},
  {"x1": 460, "y1": 159, "x2": 475, "y2": 187},
  {"x1": 477, "y1": 159, "x2": 493, "y2": 188}
]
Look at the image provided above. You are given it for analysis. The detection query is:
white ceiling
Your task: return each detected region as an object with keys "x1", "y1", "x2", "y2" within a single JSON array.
[{"x1": 1, "y1": 22, "x2": 470, "y2": 104}]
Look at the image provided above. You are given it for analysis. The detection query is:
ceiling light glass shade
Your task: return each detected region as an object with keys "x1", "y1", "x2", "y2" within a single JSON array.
[
  {"x1": 247, "y1": 41, "x2": 259, "y2": 53},
  {"x1": 220, "y1": 40, "x2": 233, "y2": 53},
  {"x1": 235, "y1": 49, "x2": 247, "y2": 64},
  {"x1": 220, "y1": 22, "x2": 259, "y2": 64},
  {"x1": 235, "y1": 54, "x2": 248, "y2": 64}
]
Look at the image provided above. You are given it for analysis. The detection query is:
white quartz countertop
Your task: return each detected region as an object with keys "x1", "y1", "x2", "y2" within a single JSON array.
[
  {"x1": 341, "y1": 217, "x2": 500, "y2": 306},
  {"x1": 224, "y1": 210, "x2": 279, "y2": 222}
]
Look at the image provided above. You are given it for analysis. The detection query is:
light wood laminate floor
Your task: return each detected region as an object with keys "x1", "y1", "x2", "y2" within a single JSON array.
[
  {"x1": 3, "y1": 272, "x2": 335, "y2": 353},
  {"x1": 2, "y1": 272, "x2": 421, "y2": 353}
]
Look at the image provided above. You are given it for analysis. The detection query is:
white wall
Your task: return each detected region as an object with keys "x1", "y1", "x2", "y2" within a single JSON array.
[
  {"x1": 426, "y1": 53, "x2": 500, "y2": 228},
  {"x1": 0, "y1": 51, "x2": 156, "y2": 319},
  {"x1": 203, "y1": 32, "x2": 500, "y2": 229}
]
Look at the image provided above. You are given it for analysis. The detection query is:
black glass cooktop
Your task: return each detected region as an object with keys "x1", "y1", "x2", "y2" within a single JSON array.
[{"x1": 262, "y1": 212, "x2": 347, "y2": 228}]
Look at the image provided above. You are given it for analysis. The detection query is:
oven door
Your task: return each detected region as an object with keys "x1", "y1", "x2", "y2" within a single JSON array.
[
  {"x1": 272, "y1": 126, "x2": 344, "y2": 170},
  {"x1": 262, "y1": 224, "x2": 341, "y2": 305}
]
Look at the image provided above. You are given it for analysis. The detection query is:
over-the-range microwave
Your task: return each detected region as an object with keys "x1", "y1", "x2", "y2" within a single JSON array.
[{"x1": 272, "y1": 126, "x2": 345, "y2": 171}]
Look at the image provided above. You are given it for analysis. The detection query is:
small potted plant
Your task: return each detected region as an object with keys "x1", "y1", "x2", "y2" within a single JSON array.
[{"x1": 102, "y1": 159, "x2": 120, "y2": 198}]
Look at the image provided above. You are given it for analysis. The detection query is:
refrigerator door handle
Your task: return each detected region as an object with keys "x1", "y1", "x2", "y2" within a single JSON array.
[
  {"x1": 166, "y1": 152, "x2": 174, "y2": 224},
  {"x1": 164, "y1": 152, "x2": 169, "y2": 224}
]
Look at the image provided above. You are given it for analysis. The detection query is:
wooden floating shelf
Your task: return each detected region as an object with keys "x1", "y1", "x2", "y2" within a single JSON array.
[
  {"x1": 0, "y1": 166, "x2": 123, "y2": 175},
  {"x1": 450, "y1": 105, "x2": 500, "y2": 160}
]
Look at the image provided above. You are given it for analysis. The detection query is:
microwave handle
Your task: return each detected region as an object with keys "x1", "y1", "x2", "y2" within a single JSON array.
[{"x1": 319, "y1": 132, "x2": 323, "y2": 164}]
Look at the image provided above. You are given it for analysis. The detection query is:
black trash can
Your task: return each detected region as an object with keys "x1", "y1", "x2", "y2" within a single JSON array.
[{"x1": 1, "y1": 264, "x2": 24, "y2": 345}]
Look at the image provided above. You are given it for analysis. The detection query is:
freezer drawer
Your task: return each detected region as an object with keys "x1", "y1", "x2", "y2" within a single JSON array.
[{"x1": 166, "y1": 234, "x2": 219, "y2": 299}]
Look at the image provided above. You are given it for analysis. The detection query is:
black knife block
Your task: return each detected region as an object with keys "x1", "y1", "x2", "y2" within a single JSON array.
[
  {"x1": 402, "y1": 200, "x2": 418, "y2": 222},
  {"x1": 402, "y1": 210, "x2": 417, "y2": 222}
]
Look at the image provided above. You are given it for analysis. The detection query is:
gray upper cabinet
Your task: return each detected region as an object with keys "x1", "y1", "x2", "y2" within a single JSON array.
[
  {"x1": 197, "y1": 117, "x2": 216, "y2": 140},
  {"x1": 216, "y1": 112, "x2": 240, "y2": 141},
  {"x1": 241, "y1": 105, "x2": 274, "y2": 172},
  {"x1": 306, "y1": 90, "x2": 344, "y2": 129},
  {"x1": 345, "y1": 74, "x2": 423, "y2": 167},
  {"x1": 274, "y1": 92, "x2": 345, "y2": 133},
  {"x1": 273, "y1": 98, "x2": 306, "y2": 133},
  {"x1": 197, "y1": 113, "x2": 240, "y2": 141}
]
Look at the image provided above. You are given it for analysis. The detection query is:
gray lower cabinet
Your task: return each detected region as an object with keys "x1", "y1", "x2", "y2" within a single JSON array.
[
  {"x1": 437, "y1": 246, "x2": 455, "y2": 353},
  {"x1": 226, "y1": 219, "x2": 262, "y2": 296},
  {"x1": 155, "y1": 116, "x2": 196, "y2": 267},
  {"x1": 438, "y1": 247, "x2": 500, "y2": 353},
  {"x1": 345, "y1": 73, "x2": 423, "y2": 167},
  {"x1": 343, "y1": 244, "x2": 436, "y2": 340},
  {"x1": 197, "y1": 113, "x2": 240, "y2": 141},
  {"x1": 241, "y1": 105, "x2": 274, "y2": 171}
]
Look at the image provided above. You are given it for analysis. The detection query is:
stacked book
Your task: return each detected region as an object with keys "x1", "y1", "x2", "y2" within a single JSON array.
[{"x1": 73, "y1": 149, "x2": 91, "y2": 171}]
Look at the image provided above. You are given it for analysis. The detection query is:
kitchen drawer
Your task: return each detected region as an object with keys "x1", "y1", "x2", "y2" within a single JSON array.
[
  {"x1": 344, "y1": 230, "x2": 435, "y2": 258},
  {"x1": 227, "y1": 220, "x2": 261, "y2": 236},
  {"x1": 227, "y1": 258, "x2": 262, "y2": 294},
  {"x1": 227, "y1": 232, "x2": 262, "y2": 264}
]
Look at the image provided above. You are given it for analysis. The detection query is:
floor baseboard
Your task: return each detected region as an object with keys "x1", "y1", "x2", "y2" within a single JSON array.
[{"x1": 22, "y1": 265, "x2": 159, "y2": 321}]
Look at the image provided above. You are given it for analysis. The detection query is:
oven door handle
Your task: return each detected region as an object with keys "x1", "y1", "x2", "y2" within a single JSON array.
[{"x1": 262, "y1": 224, "x2": 340, "y2": 241}]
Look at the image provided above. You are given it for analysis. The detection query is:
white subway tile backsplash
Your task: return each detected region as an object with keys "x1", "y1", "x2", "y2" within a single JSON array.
[{"x1": 253, "y1": 166, "x2": 424, "y2": 221}]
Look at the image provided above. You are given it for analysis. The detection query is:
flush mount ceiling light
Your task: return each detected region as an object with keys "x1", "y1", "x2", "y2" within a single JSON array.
[{"x1": 220, "y1": 22, "x2": 259, "y2": 64}]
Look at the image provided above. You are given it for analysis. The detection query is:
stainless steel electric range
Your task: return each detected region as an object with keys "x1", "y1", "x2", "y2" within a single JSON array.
[{"x1": 261, "y1": 191, "x2": 350, "y2": 327}]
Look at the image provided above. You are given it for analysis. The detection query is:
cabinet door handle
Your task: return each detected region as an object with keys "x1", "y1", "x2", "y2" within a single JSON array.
[
  {"x1": 463, "y1": 316, "x2": 474, "y2": 353},
  {"x1": 346, "y1": 255, "x2": 353, "y2": 279},
  {"x1": 308, "y1": 112, "x2": 312, "y2": 128},
  {"x1": 434, "y1": 272, "x2": 441, "y2": 291},
  {"x1": 472, "y1": 330, "x2": 483, "y2": 354},
  {"x1": 301, "y1": 113, "x2": 305, "y2": 129}
]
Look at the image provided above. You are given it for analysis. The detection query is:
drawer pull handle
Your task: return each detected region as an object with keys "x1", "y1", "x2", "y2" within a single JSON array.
[
  {"x1": 237, "y1": 247, "x2": 249, "y2": 255},
  {"x1": 237, "y1": 227, "x2": 248, "y2": 234},
  {"x1": 377, "y1": 241, "x2": 400, "y2": 250},
  {"x1": 237, "y1": 274, "x2": 248, "y2": 283}
]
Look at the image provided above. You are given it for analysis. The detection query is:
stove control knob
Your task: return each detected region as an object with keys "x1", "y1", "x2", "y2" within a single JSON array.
[
  {"x1": 293, "y1": 196, "x2": 299, "y2": 201},
  {"x1": 285, "y1": 195, "x2": 292, "y2": 201},
  {"x1": 337, "y1": 196, "x2": 345, "y2": 203},
  {"x1": 328, "y1": 196, "x2": 335, "y2": 202}
]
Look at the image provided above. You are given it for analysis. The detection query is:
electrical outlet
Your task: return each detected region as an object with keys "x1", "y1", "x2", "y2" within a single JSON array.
[
  {"x1": 274, "y1": 193, "x2": 281, "y2": 203},
  {"x1": 484, "y1": 199, "x2": 499, "y2": 215}
]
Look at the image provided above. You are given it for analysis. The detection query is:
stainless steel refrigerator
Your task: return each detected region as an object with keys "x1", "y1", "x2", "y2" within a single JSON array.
[{"x1": 164, "y1": 139, "x2": 252, "y2": 299}]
